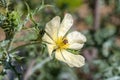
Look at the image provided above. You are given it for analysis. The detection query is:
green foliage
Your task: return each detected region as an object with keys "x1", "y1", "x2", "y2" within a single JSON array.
[
  {"x1": 94, "y1": 24, "x2": 116, "y2": 45},
  {"x1": 0, "y1": 0, "x2": 120, "y2": 80},
  {"x1": 0, "y1": 0, "x2": 7, "y2": 8},
  {"x1": 55, "y1": 0, "x2": 83, "y2": 11},
  {"x1": 1, "y1": 11, "x2": 21, "y2": 39}
]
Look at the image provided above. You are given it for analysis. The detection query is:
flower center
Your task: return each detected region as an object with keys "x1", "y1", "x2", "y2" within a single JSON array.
[{"x1": 55, "y1": 37, "x2": 69, "y2": 50}]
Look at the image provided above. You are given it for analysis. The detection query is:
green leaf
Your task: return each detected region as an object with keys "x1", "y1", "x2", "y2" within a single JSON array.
[
  {"x1": 101, "y1": 24, "x2": 116, "y2": 39},
  {"x1": 102, "y1": 39, "x2": 113, "y2": 57},
  {"x1": 66, "y1": 49, "x2": 80, "y2": 55}
]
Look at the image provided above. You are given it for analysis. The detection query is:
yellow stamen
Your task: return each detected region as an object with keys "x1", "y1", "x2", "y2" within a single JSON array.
[{"x1": 55, "y1": 37, "x2": 69, "y2": 50}]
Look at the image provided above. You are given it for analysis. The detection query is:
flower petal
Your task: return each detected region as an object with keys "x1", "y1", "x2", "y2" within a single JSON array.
[
  {"x1": 67, "y1": 31, "x2": 86, "y2": 44},
  {"x1": 58, "y1": 13, "x2": 73, "y2": 37},
  {"x1": 42, "y1": 33, "x2": 54, "y2": 44},
  {"x1": 69, "y1": 43, "x2": 84, "y2": 50},
  {"x1": 46, "y1": 44, "x2": 55, "y2": 57},
  {"x1": 55, "y1": 50, "x2": 85, "y2": 67},
  {"x1": 45, "y1": 16, "x2": 60, "y2": 40}
]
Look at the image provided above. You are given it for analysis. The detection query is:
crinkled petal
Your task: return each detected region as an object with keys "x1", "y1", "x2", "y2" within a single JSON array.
[
  {"x1": 58, "y1": 13, "x2": 73, "y2": 37},
  {"x1": 55, "y1": 50, "x2": 85, "y2": 67},
  {"x1": 67, "y1": 31, "x2": 86, "y2": 44},
  {"x1": 45, "y1": 16, "x2": 60, "y2": 40},
  {"x1": 69, "y1": 43, "x2": 84, "y2": 50},
  {"x1": 42, "y1": 33, "x2": 54, "y2": 44},
  {"x1": 46, "y1": 44, "x2": 55, "y2": 57}
]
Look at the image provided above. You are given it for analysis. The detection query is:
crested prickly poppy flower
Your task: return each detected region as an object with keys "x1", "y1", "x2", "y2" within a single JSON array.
[{"x1": 42, "y1": 13, "x2": 86, "y2": 67}]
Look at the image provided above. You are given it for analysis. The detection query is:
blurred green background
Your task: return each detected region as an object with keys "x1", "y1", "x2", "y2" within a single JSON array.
[{"x1": 0, "y1": 0, "x2": 120, "y2": 80}]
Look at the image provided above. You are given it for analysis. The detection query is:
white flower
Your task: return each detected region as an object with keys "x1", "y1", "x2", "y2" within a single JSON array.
[{"x1": 42, "y1": 13, "x2": 86, "y2": 67}]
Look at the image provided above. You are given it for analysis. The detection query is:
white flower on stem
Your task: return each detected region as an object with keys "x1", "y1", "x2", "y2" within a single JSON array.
[{"x1": 42, "y1": 13, "x2": 86, "y2": 67}]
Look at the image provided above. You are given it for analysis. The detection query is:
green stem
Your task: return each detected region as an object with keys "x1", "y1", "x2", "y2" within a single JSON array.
[
  {"x1": 30, "y1": 13, "x2": 37, "y2": 26},
  {"x1": 9, "y1": 41, "x2": 41, "y2": 53},
  {"x1": 6, "y1": 33, "x2": 21, "y2": 80}
]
